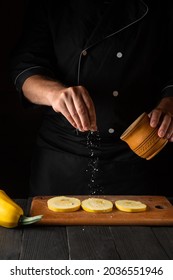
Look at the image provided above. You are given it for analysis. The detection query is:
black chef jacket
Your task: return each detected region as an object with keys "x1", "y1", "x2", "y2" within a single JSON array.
[{"x1": 11, "y1": 0, "x2": 173, "y2": 196}]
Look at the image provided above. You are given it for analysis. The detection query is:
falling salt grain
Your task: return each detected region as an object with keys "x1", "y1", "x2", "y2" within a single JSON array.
[{"x1": 86, "y1": 131, "x2": 104, "y2": 195}]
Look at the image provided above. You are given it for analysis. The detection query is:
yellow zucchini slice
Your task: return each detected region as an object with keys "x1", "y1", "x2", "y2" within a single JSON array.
[
  {"x1": 81, "y1": 198, "x2": 113, "y2": 213},
  {"x1": 115, "y1": 199, "x2": 147, "y2": 212},
  {"x1": 47, "y1": 196, "x2": 81, "y2": 212}
]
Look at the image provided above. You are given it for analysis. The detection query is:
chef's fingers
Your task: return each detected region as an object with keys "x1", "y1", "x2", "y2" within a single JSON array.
[
  {"x1": 168, "y1": 135, "x2": 173, "y2": 142},
  {"x1": 157, "y1": 114, "x2": 172, "y2": 138},
  {"x1": 51, "y1": 85, "x2": 96, "y2": 131},
  {"x1": 72, "y1": 86, "x2": 93, "y2": 131},
  {"x1": 52, "y1": 88, "x2": 82, "y2": 129},
  {"x1": 149, "y1": 108, "x2": 162, "y2": 128},
  {"x1": 166, "y1": 120, "x2": 173, "y2": 141},
  {"x1": 63, "y1": 85, "x2": 96, "y2": 131},
  {"x1": 76, "y1": 86, "x2": 97, "y2": 131},
  {"x1": 65, "y1": 98, "x2": 85, "y2": 131},
  {"x1": 80, "y1": 87, "x2": 97, "y2": 131},
  {"x1": 59, "y1": 101, "x2": 80, "y2": 129},
  {"x1": 150, "y1": 96, "x2": 173, "y2": 130},
  {"x1": 58, "y1": 89, "x2": 88, "y2": 131},
  {"x1": 60, "y1": 86, "x2": 94, "y2": 131}
]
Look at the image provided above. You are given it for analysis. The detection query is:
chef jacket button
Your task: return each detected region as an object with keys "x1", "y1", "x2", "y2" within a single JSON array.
[
  {"x1": 116, "y1": 52, "x2": 123, "y2": 58},
  {"x1": 113, "y1": 90, "x2": 119, "y2": 97},
  {"x1": 108, "y1": 128, "x2": 115, "y2": 134},
  {"x1": 82, "y1": 50, "x2": 87, "y2": 56}
]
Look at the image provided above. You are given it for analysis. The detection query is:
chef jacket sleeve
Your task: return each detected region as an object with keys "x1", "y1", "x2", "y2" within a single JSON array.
[
  {"x1": 10, "y1": 0, "x2": 56, "y2": 107},
  {"x1": 161, "y1": 85, "x2": 173, "y2": 98}
]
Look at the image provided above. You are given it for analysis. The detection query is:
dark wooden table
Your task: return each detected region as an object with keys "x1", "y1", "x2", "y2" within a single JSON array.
[{"x1": 0, "y1": 198, "x2": 173, "y2": 260}]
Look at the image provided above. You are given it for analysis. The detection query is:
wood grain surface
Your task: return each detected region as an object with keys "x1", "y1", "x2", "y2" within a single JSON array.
[{"x1": 30, "y1": 195, "x2": 173, "y2": 226}]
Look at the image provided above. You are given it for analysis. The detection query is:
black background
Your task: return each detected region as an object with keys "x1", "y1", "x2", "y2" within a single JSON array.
[{"x1": 0, "y1": 0, "x2": 42, "y2": 198}]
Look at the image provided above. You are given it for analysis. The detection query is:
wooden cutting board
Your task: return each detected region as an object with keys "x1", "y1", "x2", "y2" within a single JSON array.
[{"x1": 30, "y1": 195, "x2": 173, "y2": 226}]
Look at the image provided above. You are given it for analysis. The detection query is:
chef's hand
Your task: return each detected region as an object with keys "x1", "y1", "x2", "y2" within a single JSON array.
[
  {"x1": 149, "y1": 97, "x2": 173, "y2": 142},
  {"x1": 51, "y1": 85, "x2": 97, "y2": 132}
]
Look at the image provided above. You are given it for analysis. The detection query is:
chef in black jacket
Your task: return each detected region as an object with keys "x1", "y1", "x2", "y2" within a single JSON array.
[{"x1": 11, "y1": 0, "x2": 173, "y2": 196}]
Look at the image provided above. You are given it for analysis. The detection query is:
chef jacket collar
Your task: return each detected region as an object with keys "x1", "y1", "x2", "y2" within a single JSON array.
[{"x1": 83, "y1": 0, "x2": 148, "y2": 50}]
